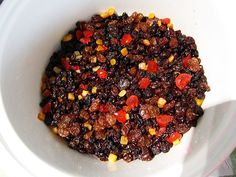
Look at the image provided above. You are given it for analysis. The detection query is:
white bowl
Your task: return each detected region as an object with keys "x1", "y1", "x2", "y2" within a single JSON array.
[{"x1": 1, "y1": 0, "x2": 236, "y2": 177}]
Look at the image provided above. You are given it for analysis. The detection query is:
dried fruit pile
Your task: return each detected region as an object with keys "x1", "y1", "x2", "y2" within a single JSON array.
[{"x1": 38, "y1": 9, "x2": 210, "y2": 162}]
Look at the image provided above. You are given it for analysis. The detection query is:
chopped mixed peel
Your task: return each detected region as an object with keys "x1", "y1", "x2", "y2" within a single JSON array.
[
  {"x1": 148, "y1": 12, "x2": 155, "y2": 19},
  {"x1": 84, "y1": 122, "x2": 92, "y2": 130},
  {"x1": 100, "y1": 7, "x2": 116, "y2": 18},
  {"x1": 148, "y1": 128, "x2": 156, "y2": 136},
  {"x1": 138, "y1": 62, "x2": 147, "y2": 70},
  {"x1": 68, "y1": 93, "x2": 75, "y2": 100},
  {"x1": 108, "y1": 153, "x2": 117, "y2": 162},
  {"x1": 121, "y1": 48, "x2": 128, "y2": 56},
  {"x1": 168, "y1": 55, "x2": 175, "y2": 63},
  {"x1": 63, "y1": 34, "x2": 72, "y2": 42},
  {"x1": 195, "y1": 98, "x2": 204, "y2": 106},
  {"x1": 120, "y1": 136, "x2": 128, "y2": 145},
  {"x1": 37, "y1": 112, "x2": 45, "y2": 121},
  {"x1": 157, "y1": 97, "x2": 167, "y2": 108},
  {"x1": 118, "y1": 90, "x2": 127, "y2": 97},
  {"x1": 82, "y1": 90, "x2": 89, "y2": 97},
  {"x1": 51, "y1": 127, "x2": 58, "y2": 134},
  {"x1": 110, "y1": 58, "x2": 116, "y2": 65},
  {"x1": 143, "y1": 39, "x2": 151, "y2": 46},
  {"x1": 92, "y1": 86, "x2": 97, "y2": 94}
]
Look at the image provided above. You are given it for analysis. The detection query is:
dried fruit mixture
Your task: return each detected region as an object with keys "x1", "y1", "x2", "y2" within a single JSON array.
[{"x1": 38, "y1": 8, "x2": 210, "y2": 162}]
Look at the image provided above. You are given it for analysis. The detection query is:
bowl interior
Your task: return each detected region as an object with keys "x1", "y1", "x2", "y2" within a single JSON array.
[{"x1": 1, "y1": 0, "x2": 236, "y2": 177}]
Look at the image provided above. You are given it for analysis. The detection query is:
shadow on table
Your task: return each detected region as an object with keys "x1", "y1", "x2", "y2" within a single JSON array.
[{"x1": 180, "y1": 100, "x2": 236, "y2": 177}]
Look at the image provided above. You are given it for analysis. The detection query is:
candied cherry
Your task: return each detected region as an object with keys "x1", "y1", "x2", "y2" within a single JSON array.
[
  {"x1": 147, "y1": 60, "x2": 158, "y2": 73},
  {"x1": 114, "y1": 110, "x2": 127, "y2": 124},
  {"x1": 126, "y1": 95, "x2": 139, "y2": 110},
  {"x1": 161, "y1": 18, "x2": 171, "y2": 25},
  {"x1": 167, "y1": 132, "x2": 182, "y2": 143},
  {"x1": 175, "y1": 73, "x2": 192, "y2": 90},
  {"x1": 80, "y1": 37, "x2": 91, "y2": 44},
  {"x1": 182, "y1": 55, "x2": 191, "y2": 68},
  {"x1": 97, "y1": 69, "x2": 108, "y2": 79},
  {"x1": 121, "y1": 34, "x2": 133, "y2": 45},
  {"x1": 83, "y1": 30, "x2": 93, "y2": 38},
  {"x1": 138, "y1": 77, "x2": 151, "y2": 89},
  {"x1": 156, "y1": 114, "x2": 173, "y2": 127}
]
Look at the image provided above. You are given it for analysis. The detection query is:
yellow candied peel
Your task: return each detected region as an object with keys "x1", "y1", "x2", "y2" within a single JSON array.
[
  {"x1": 107, "y1": 7, "x2": 116, "y2": 16},
  {"x1": 51, "y1": 127, "x2": 58, "y2": 134},
  {"x1": 157, "y1": 97, "x2": 167, "y2": 108},
  {"x1": 120, "y1": 136, "x2": 128, "y2": 145},
  {"x1": 173, "y1": 139, "x2": 180, "y2": 145},
  {"x1": 63, "y1": 34, "x2": 73, "y2": 42},
  {"x1": 125, "y1": 113, "x2": 130, "y2": 120},
  {"x1": 100, "y1": 7, "x2": 116, "y2": 18},
  {"x1": 78, "y1": 95, "x2": 83, "y2": 100},
  {"x1": 118, "y1": 90, "x2": 127, "y2": 97},
  {"x1": 148, "y1": 12, "x2": 155, "y2": 19},
  {"x1": 68, "y1": 93, "x2": 75, "y2": 100},
  {"x1": 92, "y1": 66, "x2": 101, "y2": 72},
  {"x1": 138, "y1": 62, "x2": 147, "y2": 70},
  {"x1": 37, "y1": 112, "x2": 45, "y2": 121},
  {"x1": 148, "y1": 128, "x2": 156, "y2": 136},
  {"x1": 168, "y1": 55, "x2": 175, "y2": 63},
  {"x1": 108, "y1": 153, "x2": 117, "y2": 162},
  {"x1": 110, "y1": 58, "x2": 116, "y2": 65},
  {"x1": 96, "y1": 39, "x2": 103, "y2": 45},
  {"x1": 121, "y1": 48, "x2": 128, "y2": 56},
  {"x1": 195, "y1": 98, "x2": 204, "y2": 106},
  {"x1": 84, "y1": 122, "x2": 92, "y2": 130},
  {"x1": 167, "y1": 22, "x2": 173, "y2": 29},
  {"x1": 82, "y1": 90, "x2": 89, "y2": 97},
  {"x1": 92, "y1": 86, "x2": 97, "y2": 94},
  {"x1": 90, "y1": 56, "x2": 97, "y2": 63},
  {"x1": 143, "y1": 39, "x2": 151, "y2": 46}
]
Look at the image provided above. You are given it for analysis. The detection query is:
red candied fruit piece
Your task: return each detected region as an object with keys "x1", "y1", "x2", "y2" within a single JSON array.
[
  {"x1": 156, "y1": 114, "x2": 173, "y2": 127},
  {"x1": 42, "y1": 102, "x2": 52, "y2": 113},
  {"x1": 123, "y1": 105, "x2": 131, "y2": 112},
  {"x1": 80, "y1": 37, "x2": 91, "y2": 44},
  {"x1": 126, "y1": 95, "x2": 139, "y2": 110},
  {"x1": 161, "y1": 18, "x2": 171, "y2": 25},
  {"x1": 167, "y1": 132, "x2": 182, "y2": 143},
  {"x1": 83, "y1": 30, "x2": 93, "y2": 38},
  {"x1": 79, "y1": 84, "x2": 88, "y2": 90},
  {"x1": 71, "y1": 65, "x2": 80, "y2": 71},
  {"x1": 96, "y1": 69, "x2": 108, "y2": 79},
  {"x1": 76, "y1": 30, "x2": 83, "y2": 40},
  {"x1": 147, "y1": 60, "x2": 158, "y2": 73},
  {"x1": 121, "y1": 34, "x2": 133, "y2": 45},
  {"x1": 61, "y1": 58, "x2": 71, "y2": 70},
  {"x1": 182, "y1": 55, "x2": 191, "y2": 68},
  {"x1": 114, "y1": 110, "x2": 127, "y2": 124},
  {"x1": 175, "y1": 73, "x2": 192, "y2": 90},
  {"x1": 99, "y1": 104, "x2": 109, "y2": 113},
  {"x1": 98, "y1": 45, "x2": 108, "y2": 52},
  {"x1": 138, "y1": 77, "x2": 151, "y2": 89}
]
